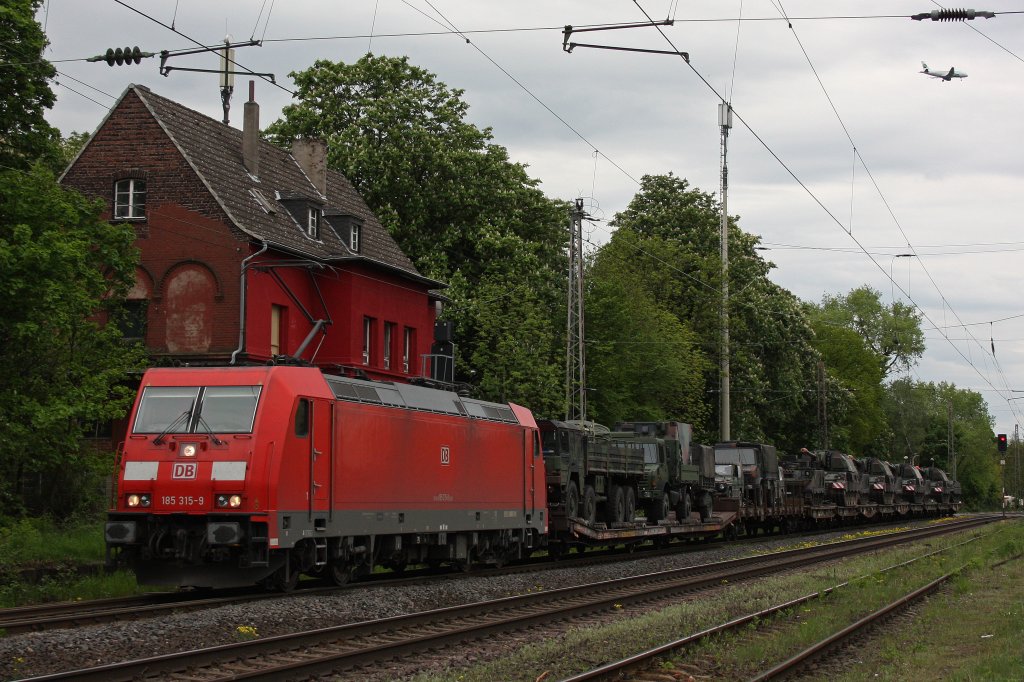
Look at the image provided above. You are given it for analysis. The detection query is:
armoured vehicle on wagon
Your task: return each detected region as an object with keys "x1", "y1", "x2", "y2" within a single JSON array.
[{"x1": 856, "y1": 457, "x2": 899, "y2": 506}]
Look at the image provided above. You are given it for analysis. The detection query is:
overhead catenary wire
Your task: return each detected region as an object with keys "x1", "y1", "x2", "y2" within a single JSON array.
[{"x1": 628, "y1": 0, "x2": 1024, "y2": 430}]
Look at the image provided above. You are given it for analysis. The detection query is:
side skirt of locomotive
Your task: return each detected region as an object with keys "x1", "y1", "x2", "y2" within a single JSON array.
[{"x1": 107, "y1": 507, "x2": 545, "y2": 589}]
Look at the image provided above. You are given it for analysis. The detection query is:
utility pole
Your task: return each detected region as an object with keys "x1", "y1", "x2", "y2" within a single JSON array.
[
  {"x1": 719, "y1": 102, "x2": 732, "y2": 442},
  {"x1": 1016, "y1": 424, "x2": 1020, "y2": 501},
  {"x1": 817, "y1": 360, "x2": 829, "y2": 449},
  {"x1": 565, "y1": 199, "x2": 587, "y2": 422},
  {"x1": 948, "y1": 401, "x2": 955, "y2": 480}
]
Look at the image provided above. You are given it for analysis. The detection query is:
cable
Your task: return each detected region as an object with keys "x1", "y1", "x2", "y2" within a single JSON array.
[{"x1": 112, "y1": 0, "x2": 294, "y2": 96}]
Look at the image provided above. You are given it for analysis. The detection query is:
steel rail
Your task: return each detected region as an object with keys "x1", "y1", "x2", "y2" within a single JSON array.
[
  {"x1": 748, "y1": 571, "x2": 956, "y2": 681},
  {"x1": 557, "y1": 530, "x2": 987, "y2": 681},
  {"x1": 19, "y1": 515, "x2": 995, "y2": 682},
  {"x1": 0, "y1": 515, "x2": 945, "y2": 634}
]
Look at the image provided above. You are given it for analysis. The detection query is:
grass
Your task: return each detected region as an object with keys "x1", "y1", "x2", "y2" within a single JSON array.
[
  {"x1": 405, "y1": 519, "x2": 1024, "y2": 682},
  {"x1": 0, "y1": 517, "x2": 150, "y2": 608}
]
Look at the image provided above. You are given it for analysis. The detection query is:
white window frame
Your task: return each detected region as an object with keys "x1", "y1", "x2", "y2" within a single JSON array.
[
  {"x1": 306, "y1": 207, "x2": 320, "y2": 239},
  {"x1": 114, "y1": 179, "x2": 146, "y2": 219},
  {"x1": 383, "y1": 322, "x2": 393, "y2": 370},
  {"x1": 349, "y1": 223, "x2": 361, "y2": 252},
  {"x1": 402, "y1": 327, "x2": 412, "y2": 373},
  {"x1": 362, "y1": 317, "x2": 373, "y2": 365}
]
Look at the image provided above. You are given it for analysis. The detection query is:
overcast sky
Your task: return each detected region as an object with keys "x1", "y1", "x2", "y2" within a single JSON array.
[{"x1": 38, "y1": 1, "x2": 1024, "y2": 438}]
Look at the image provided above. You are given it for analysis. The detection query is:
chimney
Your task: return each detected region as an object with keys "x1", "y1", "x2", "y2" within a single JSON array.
[
  {"x1": 242, "y1": 80, "x2": 259, "y2": 177},
  {"x1": 291, "y1": 138, "x2": 327, "y2": 197}
]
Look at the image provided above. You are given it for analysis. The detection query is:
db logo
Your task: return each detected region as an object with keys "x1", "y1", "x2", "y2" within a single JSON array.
[
  {"x1": 172, "y1": 462, "x2": 197, "y2": 480},
  {"x1": 440, "y1": 446, "x2": 451, "y2": 466}
]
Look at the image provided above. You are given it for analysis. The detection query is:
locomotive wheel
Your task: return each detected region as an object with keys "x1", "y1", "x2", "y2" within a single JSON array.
[
  {"x1": 583, "y1": 485, "x2": 597, "y2": 524},
  {"x1": 565, "y1": 481, "x2": 581, "y2": 520},
  {"x1": 328, "y1": 561, "x2": 352, "y2": 586},
  {"x1": 623, "y1": 486, "x2": 636, "y2": 522},
  {"x1": 606, "y1": 485, "x2": 625, "y2": 524},
  {"x1": 273, "y1": 562, "x2": 299, "y2": 592}
]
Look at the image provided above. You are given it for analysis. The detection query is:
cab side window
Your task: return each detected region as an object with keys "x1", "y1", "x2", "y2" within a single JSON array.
[{"x1": 294, "y1": 399, "x2": 310, "y2": 438}]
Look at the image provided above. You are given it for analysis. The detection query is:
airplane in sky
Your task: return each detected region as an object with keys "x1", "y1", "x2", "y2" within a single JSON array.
[{"x1": 920, "y1": 62, "x2": 967, "y2": 81}]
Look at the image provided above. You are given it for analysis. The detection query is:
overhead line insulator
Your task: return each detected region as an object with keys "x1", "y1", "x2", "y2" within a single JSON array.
[{"x1": 911, "y1": 8, "x2": 996, "y2": 21}]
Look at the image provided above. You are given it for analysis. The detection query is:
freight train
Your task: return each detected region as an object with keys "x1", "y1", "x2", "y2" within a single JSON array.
[{"x1": 105, "y1": 366, "x2": 962, "y2": 589}]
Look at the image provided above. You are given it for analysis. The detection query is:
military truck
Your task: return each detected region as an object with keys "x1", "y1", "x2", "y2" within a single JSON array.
[
  {"x1": 614, "y1": 421, "x2": 716, "y2": 522},
  {"x1": 714, "y1": 441, "x2": 784, "y2": 509},
  {"x1": 539, "y1": 419, "x2": 647, "y2": 528}
]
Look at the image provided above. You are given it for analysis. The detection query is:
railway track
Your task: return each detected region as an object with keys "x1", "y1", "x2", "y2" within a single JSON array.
[
  {"x1": 0, "y1": 514, "x2": 917, "y2": 635},
  {"x1": 21, "y1": 514, "x2": 994, "y2": 682},
  {"x1": 556, "y1": 529, "x2": 988, "y2": 681}
]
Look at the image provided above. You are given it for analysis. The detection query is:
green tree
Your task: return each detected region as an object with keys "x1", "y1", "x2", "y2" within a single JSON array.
[
  {"x1": 817, "y1": 286, "x2": 924, "y2": 377},
  {"x1": 0, "y1": 165, "x2": 144, "y2": 518},
  {"x1": 0, "y1": 2, "x2": 144, "y2": 518},
  {"x1": 586, "y1": 229, "x2": 710, "y2": 427},
  {"x1": 603, "y1": 173, "x2": 818, "y2": 445},
  {"x1": 804, "y1": 303, "x2": 887, "y2": 454},
  {"x1": 883, "y1": 379, "x2": 1000, "y2": 508},
  {"x1": 0, "y1": 0, "x2": 60, "y2": 171},
  {"x1": 266, "y1": 54, "x2": 568, "y2": 409}
]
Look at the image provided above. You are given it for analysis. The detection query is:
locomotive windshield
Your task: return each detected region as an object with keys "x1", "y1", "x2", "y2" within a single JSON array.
[{"x1": 134, "y1": 386, "x2": 262, "y2": 434}]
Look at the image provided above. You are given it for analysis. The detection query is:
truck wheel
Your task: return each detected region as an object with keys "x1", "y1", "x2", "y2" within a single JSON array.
[
  {"x1": 650, "y1": 494, "x2": 670, "y2": 522},
  {"x1": 583, "y1": 485, "x2": 597, "y2": 524},
  {"x1": 623, "y1": 487, "x2": 636, "y2": 522},
  {"x1": 606, "y1": 485, "x2": 625, "y2": 524},
  {"x1": 565, "y1": 481, "x2": 580, "y2": 520},
  {"x1": 698, "y1": 492, "x2": 713, "y2": 521},
  {"x1": 677, "y1": 492, "x2": 692, "y2": 522}
]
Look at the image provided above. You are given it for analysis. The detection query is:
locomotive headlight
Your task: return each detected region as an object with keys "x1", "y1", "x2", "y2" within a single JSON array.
[
  {"x1": 126, "y1": 493, "x2": 151, "y2": 508},
  {"x1": 216, "y1": 494, "x2": 243, "y2": 508},
  {"x1": 179, "y1": 442, "x2": 198, "y2": 458},
  {"x1": 127, "y1": 494, "x2": 140, "y2": 507}
]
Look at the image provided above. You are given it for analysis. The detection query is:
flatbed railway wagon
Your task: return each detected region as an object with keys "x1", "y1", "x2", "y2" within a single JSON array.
[{"x1": 105, "y1": 366, "x2": 546, "y2": 589}]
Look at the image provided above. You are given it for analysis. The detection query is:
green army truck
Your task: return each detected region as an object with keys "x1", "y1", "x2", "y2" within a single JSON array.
[
  {"x1": 539, "y1": 419, "x2": 647, "y2": 529},
  {"x1": 615, "y1": 421, "x2": 716, "y2": 523}
]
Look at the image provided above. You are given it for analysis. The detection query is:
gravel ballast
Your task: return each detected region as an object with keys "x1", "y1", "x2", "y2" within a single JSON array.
[{"x1": 0, "y1": 522, "x2": 939, "y2": 680}]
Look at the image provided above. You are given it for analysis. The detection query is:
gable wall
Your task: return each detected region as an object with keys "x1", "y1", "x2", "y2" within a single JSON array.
[{"x1": 62, "y1": 91, "x2": 247, "y2": 359}]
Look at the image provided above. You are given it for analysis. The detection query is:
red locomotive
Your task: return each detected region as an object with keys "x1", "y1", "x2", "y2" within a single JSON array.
[{"x1": 105, "y1": 366, "x2": 546, "y2": 589}]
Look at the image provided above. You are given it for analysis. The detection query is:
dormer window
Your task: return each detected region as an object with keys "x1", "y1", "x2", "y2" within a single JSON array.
[
  {"x1": 349, "y1": 223, "x2": 361, "y2": 252},
  {"x1": 306, "y1": 207, "x2": 320, "y2": 239},
  {"x1": 114, "y1": 179, "x2": 146, "y2": 219}
]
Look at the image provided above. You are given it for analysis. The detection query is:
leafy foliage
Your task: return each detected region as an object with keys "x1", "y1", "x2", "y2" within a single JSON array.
[
  {"x1": 0, "y1": 0, "x2": 60, "y2": 171},
  {"x1": 266, "y1": 54, "x2": 567, "y2": 409},
  {"x1": 586, "y1": 229, "x2": 710, "y2": 427},
  {"x1": 596, "y1": 174, "x2": 818, "y2": 444},
  {"x1": 816, "y1": 286, "x2": 924, "y2": 377},
  {"x1": 883, "y1": 378, "x2": 1000, "y2": 506},
  {"x1": 0, "y1": 165, "x2": 144, "y2": 518}
]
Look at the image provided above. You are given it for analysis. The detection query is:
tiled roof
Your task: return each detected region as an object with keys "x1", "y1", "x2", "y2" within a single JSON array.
[{"x1": 131, "y1": 85, "x2": 441, "y2": 287}]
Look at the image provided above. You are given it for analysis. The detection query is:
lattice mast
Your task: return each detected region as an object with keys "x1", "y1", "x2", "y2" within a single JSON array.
[{"x1": 565, "y1": 199, "x2": 587, "y2": 422}]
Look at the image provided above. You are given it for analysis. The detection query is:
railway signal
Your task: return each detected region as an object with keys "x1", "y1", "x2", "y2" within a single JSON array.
[{"x1": 997, "y1": 433, "x2": 1008, "y2": 452}]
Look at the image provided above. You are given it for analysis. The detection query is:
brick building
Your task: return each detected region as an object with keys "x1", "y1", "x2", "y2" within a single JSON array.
[{"x1": 61, "y1": 84, "x2": 445, "y2": 381}]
